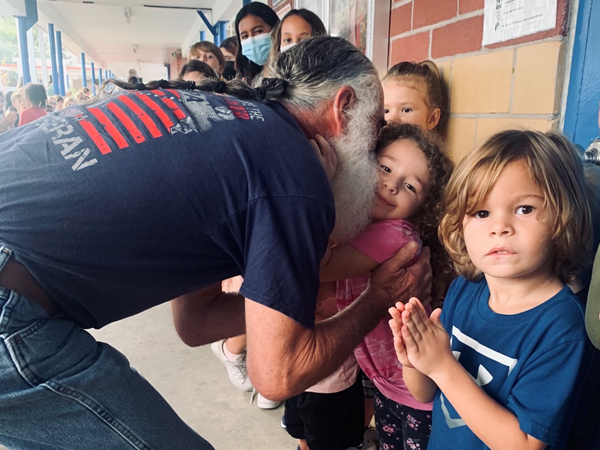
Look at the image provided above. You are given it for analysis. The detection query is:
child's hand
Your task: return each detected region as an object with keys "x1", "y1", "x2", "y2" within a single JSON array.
[
  {"x1": 389, "y1": 302, "x2": 414, "y2": 369},
  {"x1": 310, "y1": 134, "x2": 337, "y2": 181},
  {"x1": 4, "y1": 110, "x2": 17, "y2": 123},
  {"x1": 401, "y1": 298, "x2": 452, "y2": 378}
]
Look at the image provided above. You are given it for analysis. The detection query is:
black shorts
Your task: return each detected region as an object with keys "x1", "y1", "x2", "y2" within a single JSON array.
[{"x1": 283, "y1": 375, "x2": 364, "y2": 450}]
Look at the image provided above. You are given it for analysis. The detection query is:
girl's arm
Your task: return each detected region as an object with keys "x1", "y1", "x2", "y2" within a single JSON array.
[
  {"x1": 320, "y1": 242, "x2": 380, "y2": 281},
  {"x1": 400, "y1": 299, "x2": 546, "y2": 450}
]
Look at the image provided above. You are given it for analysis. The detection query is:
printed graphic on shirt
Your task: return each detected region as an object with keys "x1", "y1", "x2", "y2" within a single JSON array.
[
  {"x1": 34, "y1": 89, "x2": 264, "y2": 172},
  {"x1": 440, "y1": 326, "x2": 518, "y2": 429}
]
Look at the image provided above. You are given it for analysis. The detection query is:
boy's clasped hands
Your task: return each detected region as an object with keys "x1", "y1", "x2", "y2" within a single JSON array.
[{"x1": 388, "y1": 299, "x2": 454, "y2": 380}]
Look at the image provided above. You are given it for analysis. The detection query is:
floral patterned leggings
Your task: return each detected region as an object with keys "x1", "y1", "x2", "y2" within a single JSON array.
[{"x1": 374, "y1": 388, "x2": 432, "y2": 450}]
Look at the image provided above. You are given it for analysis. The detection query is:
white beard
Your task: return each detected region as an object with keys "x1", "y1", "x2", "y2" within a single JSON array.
[{"x1": 328, "y1": 108, "x2": 379, "y2": 243}]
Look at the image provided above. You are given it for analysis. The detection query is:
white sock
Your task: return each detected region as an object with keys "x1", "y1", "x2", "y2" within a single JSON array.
[{"x1": 223, "y1": 342, "x2": 242, "y2": 362}]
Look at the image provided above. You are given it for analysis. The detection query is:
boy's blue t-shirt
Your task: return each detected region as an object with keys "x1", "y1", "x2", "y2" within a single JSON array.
[
  {"x1": 428, "y1": 277, "x2": 593, "y2": 450},
  {"x1": 0, "y1": 89, "x2": 334, "y2": 329}
]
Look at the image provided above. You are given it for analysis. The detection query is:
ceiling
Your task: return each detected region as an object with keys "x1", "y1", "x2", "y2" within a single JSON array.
[{"x1": 2, "y1": 0, "x2": 249, "y2": 79}]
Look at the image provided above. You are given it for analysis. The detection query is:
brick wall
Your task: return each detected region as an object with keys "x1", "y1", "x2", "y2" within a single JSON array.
[{"x1": 389, "y1": 0, "x2": 571, "y2": 161}]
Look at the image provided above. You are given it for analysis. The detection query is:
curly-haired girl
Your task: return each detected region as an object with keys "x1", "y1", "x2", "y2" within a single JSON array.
[{"x1": 317, "y1": 122, "x2": 454, "y2": 450}]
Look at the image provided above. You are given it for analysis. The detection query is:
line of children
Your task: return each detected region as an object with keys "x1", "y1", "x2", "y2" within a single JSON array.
[
  {"x1": 359, "y1": 60, "x2": 453, "y2": 450},
  {"x1": 281, "y1": 121, "x2": 451, "y2": 450},
  {"x1": 279, "y1": 59, "x2": 453, "y2": 450},
  {"x1": 199, "y1": 32, "x2": 600, "y2": 447},
  {"x1": 390, "y1": 129, "x2": 598, "y2": 449}
]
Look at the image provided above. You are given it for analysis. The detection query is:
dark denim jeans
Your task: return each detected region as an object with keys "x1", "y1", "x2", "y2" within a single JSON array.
[{"x1": 0, "y1": 245, "x2": 214, "y2": 449}]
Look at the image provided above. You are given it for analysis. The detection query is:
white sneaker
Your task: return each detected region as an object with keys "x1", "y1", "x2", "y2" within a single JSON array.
[
  {"x1": 250, "y1": 388, "x2": 282, "y2": 409},
  {"x1": 257, "y1": 393, "x2": 282, "y2": 410},
  {"x1": 210, "y1": 339, "x2": 253, "y2": 392},
  {"x1": 356, "y1": 426, "x2": 378, "y2": 450}
]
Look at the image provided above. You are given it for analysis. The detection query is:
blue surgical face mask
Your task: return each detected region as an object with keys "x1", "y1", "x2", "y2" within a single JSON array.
[
  {"x1": 280, "y1": 42, "x2": 296, "y2": 53},
  {"x1": 241, "y1": 32, "x2": 272, "y2": 66}
]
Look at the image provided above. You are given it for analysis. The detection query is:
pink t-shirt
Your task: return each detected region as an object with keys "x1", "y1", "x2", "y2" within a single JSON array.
[
  {"x1": 337, "y1": 219, "x2": 433, "y2": 411},
  {"x1": 305, "y1": 354, "x2": 359, "y2": 394}
]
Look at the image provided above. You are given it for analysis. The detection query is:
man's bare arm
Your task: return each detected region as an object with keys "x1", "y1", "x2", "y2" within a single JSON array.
[
  {"x1": 246, "y1": 243, "x2": 432, "y2": 400},
  {"x1": 171, "y1": 282, "x2": 246, "y2": 346}
]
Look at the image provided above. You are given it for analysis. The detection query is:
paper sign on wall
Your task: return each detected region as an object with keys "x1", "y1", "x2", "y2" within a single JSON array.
[{"x1": 482, "y1": 0, "x2": 557, "y2": 46}]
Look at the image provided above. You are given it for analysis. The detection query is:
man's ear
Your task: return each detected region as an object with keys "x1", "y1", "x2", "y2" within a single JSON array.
[{"x1": 332, "y1": 86, "x2": 356, "y2": 135}]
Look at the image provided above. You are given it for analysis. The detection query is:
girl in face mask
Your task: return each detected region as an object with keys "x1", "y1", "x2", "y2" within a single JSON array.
[
  {"x1": 234, "y1": 2, "x2": 279, "y2": 85},
  {"x1": 219, "y1": 37, "x2": 239, "y2": 81}
]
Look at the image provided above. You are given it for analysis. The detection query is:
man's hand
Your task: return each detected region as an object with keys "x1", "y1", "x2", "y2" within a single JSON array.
[
  {"x1": 401, "y1": 298, "x2": 452, "y2": 378},
  {"x1": 310, "y1": 134, "x2": 337, "y2": 181},
  {"x1": 315, "y1": 281, "x2": 338, "y2": 320},
  {"x1": 368, "y1": 242, "x2": 432, "y2": 311}
]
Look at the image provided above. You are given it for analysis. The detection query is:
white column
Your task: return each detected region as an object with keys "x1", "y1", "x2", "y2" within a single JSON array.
[
  {"x1": 15, "y1": 18, "x2": 23, "y2": 79},
  {"x1": 39, "y1": 29, "x2": 49, "y2": 85},
  {"x1": 27, "y1": 28, "x2": 37, "y2": 83}
]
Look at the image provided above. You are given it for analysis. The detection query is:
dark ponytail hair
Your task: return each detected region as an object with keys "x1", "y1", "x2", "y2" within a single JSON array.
[
  {"x1": 234, "y1": 2, "x2": 279, "y2": 84},
  {"x1": 25, "y1": 83, "x2": 47, "y2": 108},
  {"x1": 98, "y1": 76, "x2": 288, "y2": 104}
]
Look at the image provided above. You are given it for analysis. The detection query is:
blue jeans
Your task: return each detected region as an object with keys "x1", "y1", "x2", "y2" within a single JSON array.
[{"x1": 0, "y1": 246, "x2": 214, "y2": 449}]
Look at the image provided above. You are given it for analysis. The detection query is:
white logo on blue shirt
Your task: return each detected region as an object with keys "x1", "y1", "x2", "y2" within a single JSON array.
[{"x1": 441, "y1": 326, "x2": 518, "y2": 429}]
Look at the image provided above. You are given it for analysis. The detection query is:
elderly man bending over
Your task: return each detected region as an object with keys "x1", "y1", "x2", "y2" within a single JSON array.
[{"x1": 0, "y1": 37, "x2": 430, "y2": 450}]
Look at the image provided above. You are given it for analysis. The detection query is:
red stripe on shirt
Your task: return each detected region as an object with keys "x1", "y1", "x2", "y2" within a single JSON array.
[
  {"x1": 150, "y1": 89, "x2": 165, "y2": 96},
  {"x1": 118, "y1": 95, "x2": 162, "y2": 139},
  {"x1": 135, "y1": 93, "x2": 174, "y2": 130},
  {"x1": 107, "y1": 102, "x2": 145, "y2": 144},
  {"x1": 88, "y1": 108, "x2": 129, "y2": 149},
  {"x1": 79, "y1": 119, "x2": 112, "y2": 155},
  {"x1": 160, "y1": 97, "x2": 186, "y2": 120},
  {"x1": 166, "y1": 89, "x2": 180, "y2": 98}
]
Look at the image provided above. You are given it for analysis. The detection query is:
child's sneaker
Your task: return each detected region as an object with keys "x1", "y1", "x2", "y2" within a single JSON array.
[
  {"x1": 210, "y1": 339, "x2": 253, "y2": 392},
  {"x1": 351, "y1": 426, "x2": 378, "y2": 450},
  {"x1": 250, "y1": 387, "x2": 282, "y2": 409},
  {"x1": 257, "y1": 393, "x2": 282, "y2": 410}
]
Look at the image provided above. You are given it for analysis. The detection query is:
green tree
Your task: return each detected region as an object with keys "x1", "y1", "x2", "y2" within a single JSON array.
[{"x1": 0, "y1": 16, "x2": 18, "y2": 66}]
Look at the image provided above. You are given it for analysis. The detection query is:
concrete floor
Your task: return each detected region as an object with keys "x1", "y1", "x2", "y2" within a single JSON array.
[{"x1": 88, "y1": 302, "x2": 297, "y2": 450}]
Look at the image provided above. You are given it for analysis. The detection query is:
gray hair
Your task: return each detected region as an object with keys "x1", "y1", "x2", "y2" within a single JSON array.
[{"x1": 266, "y1": 36, "x2": 382, "y2": 116}]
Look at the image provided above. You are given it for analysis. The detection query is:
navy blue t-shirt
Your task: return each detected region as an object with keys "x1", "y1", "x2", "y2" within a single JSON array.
[
  {"x1": 0, "y1": 89, "x2": 334, "y2": 329},
  {"x1": 428, "y1": 277, "x2": 594, "y2": 449}
]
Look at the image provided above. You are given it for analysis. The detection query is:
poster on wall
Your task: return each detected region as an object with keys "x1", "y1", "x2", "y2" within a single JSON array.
[
  {"x1": 482, "y1": 0, "x2": 557, "y2": 46},
  {"x1": 329, "y1": 0, "x2": 370, "y2": 54}
]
